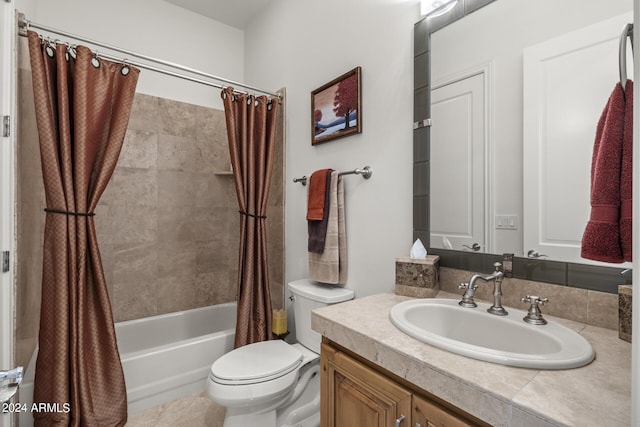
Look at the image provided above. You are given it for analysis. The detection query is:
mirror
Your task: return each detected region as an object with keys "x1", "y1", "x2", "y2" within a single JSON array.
[{"x1": 426, "y1": 0, "x2": 633, "y2": 267}]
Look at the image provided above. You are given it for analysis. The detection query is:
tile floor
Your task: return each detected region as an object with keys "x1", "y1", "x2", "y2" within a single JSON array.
[{"x1": 125, "y1": 392, "x2": 225, "y2": 427}]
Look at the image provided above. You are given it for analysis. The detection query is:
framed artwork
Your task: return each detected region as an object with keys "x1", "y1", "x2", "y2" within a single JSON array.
[{"x1": 311, "y1": 66, "x2": 362, "y2": 145}]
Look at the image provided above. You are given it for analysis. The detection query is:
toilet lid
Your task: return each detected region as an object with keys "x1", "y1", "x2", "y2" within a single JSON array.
[{"x1": 211, "y1": 340, "x2": 303, "y2": 385}]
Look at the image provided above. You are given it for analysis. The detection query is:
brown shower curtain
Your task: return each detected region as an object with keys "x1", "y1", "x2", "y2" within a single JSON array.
[
  {"x1": 27, "y1": 31, "x2": 139, "y2": 426},
  {"x1": 221, "y1": 87, "x2": 279, "y2": 348}
]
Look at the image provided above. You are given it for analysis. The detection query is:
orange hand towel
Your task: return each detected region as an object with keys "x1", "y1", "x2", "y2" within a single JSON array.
[{"x1": 306, "y1": 169, "x2": 332, "y2": 220}]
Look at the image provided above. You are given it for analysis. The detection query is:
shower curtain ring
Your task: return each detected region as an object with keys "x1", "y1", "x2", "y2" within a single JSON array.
[
  {"x1": 64, "y1": 42, "x2": 73, "y2": 61},
  {"x1": 91, "y1": 51, "x2": 101, "y2": 68},
  {"x1": 120, "y1": 59, "x2": 131, "y2": 76},
  {"x1": 44, "y1": 38, "x2": 55, "y2": 58},
  {"x1": 66, "y1": 43, "x2": 77, "y2": 60}
]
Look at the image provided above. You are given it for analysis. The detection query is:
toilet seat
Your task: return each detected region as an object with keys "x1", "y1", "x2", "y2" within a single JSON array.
[{"x1": 210, "y1": 340, "x2": 303, "y2": 385}]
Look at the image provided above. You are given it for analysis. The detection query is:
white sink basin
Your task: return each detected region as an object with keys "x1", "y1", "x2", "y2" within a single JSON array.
[{"x1": 389, "y1": 298, "x2": 595, "y2": 369}]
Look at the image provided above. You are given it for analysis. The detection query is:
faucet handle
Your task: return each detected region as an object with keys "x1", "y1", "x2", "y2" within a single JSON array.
[
  {"x1": 458, "y1": 282, "x2": 477, "y2": 291},
  {"x1": 521, "y1": 295, "x2": 548, "y2": 305},
  {"x1": 521, "y1": 295, "x2": 549, "y2": 325}
]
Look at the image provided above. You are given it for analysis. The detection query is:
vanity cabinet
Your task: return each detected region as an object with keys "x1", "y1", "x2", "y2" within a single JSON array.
[
  {"x1": 412, "y1": 394, "x2": 475, "y2": 427},
  {"x1": 320, "y1": 341, "x2": 482, "y2": 427}
]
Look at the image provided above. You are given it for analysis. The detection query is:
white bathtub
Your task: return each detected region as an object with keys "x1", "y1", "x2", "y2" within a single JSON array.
[
  {"x1": 19, "y1": 302, "x2": 236, "y2": 425},
  {"x1": 116, "y1": 302, "x2": 237, "y2": 414}
]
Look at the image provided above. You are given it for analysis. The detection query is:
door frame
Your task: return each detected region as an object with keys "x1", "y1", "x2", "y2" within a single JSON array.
[{"x1": 0, "y1": 1, "x2": 16, "y2": 426}]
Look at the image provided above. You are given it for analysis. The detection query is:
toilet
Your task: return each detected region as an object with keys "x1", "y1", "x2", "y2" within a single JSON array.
[{"x1": 206, "y1": 279, "x2": 354, "y2": 427}]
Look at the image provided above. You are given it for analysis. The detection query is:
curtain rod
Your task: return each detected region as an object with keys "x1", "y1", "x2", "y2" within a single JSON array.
[{"x1": 17, "y1": 14, "x2": 281, "y2": 99}]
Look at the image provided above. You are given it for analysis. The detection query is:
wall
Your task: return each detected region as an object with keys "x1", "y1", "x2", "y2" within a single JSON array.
[{"x1": 245, "y1": 0, "x2": 420, "y2": 300}]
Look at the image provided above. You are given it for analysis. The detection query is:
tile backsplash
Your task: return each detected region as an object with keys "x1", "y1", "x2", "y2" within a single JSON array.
[{"x1": 439, "y1": 267, "x2": 618, "y2": 330}]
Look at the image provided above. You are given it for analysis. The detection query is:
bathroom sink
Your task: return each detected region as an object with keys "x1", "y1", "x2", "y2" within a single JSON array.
[{"x1": 389, "y1": 299, "x2": 595, "y2": 369}]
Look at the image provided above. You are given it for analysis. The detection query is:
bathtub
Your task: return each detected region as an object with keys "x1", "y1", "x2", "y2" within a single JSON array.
[
  {"x1": 18, "y1": 302, "x2": 236, "y2": 425},
  {"x1": 116, "y1": 302, "x2": 237, "y2": 414}
]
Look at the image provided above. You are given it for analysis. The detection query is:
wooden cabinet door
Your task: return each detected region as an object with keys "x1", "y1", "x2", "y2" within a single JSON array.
[
  {"x1": 412, "y1": 393, "x2": 476, "y2": 427},
  {"x1": 321, "y1": 343, "x2": 411, "y2": 427}
]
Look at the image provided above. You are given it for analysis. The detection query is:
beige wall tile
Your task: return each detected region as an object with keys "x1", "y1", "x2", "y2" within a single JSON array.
[
  {"x1": 195, "y1": 271, "x2": 235, "y2": 307},
  {"x1": 102, "y1": 167, "x2": 158, "y2": 207},
  {"x1": 119, "y1": 130, "x2": 158, "y2": 169},
  {"x1": 587, "y1": 291, "x2": 618, "y2": 330},
  {"x1": 158, "y1": 134, "x2": 196, "y2": 172},
  {"x1": 196, "y1": 240, "x2": 227, "y2": 273},
  {"x1": 195, "y1": 106, "x2": 229, "y2": 173},
  {"x1": 156, "y1": 276, "x2": 197, "y2": 315},
  {"x1": 157, "y1": 241, "x2": 196, "y2": 280},
  {"x1": 194, "y1": 174, "x2": 236, "y2": 208},
  {"x1": 158, "y1": 170, "x2": 196, "y2": 207},
  {"x1": 111, "y1": 205, "x2": 158, "y2": 245},
  {"x1": 158, "y1": 206, "x2": 196, "y2": 243},
  {"x1": 112, "y1": 279, "x2": 157, "y2": 322},
  {"x1": 113, "y1": 243, "x2": 159, "y2": 285},
  {"x1": 128, "y1": 94, "x2": 159, "y2": 132},
  {"x1": 158, "y1": 98, "x2": 197, "y2": 138}
]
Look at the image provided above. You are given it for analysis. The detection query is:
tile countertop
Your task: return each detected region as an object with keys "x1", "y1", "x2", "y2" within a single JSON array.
[{"x1": 311, "y1": 292, "x2": 632, "y2": 427}]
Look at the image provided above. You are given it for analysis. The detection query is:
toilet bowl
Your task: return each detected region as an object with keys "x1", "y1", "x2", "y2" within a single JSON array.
[{"x1": 206, "y1": 279, "x2": 354, "y2": 427}]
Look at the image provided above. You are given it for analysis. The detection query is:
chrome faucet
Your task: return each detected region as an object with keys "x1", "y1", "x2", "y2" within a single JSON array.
[{"x1": 459, "y1": 262, "x2": 507, "y2": 316}]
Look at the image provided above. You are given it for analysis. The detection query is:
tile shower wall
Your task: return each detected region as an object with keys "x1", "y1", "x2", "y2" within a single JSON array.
[
  {"x1": 14, "y1": 37, "x2": 285, "y2": 369},
  {"x1": 97, "y1": 93, "x2": 285, "y2": 322}
]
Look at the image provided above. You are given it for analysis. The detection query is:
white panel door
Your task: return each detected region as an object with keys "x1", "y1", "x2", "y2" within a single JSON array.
[
  {"x1": 523, "y1": 11, "x2": 633, "y2": 265},
  {"x1": 430, "y1": 73, "x2": 485, "y2": 252}
]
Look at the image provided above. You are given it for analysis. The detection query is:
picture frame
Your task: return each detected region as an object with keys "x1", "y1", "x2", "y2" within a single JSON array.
[{"x1": 311, "y1": 66, "x2": 362, "y2": 145}]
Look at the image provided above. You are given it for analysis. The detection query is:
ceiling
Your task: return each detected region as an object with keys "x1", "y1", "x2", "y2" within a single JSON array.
[{"x1": 163, "y1": 0, "x2": 274, "y2": 29}]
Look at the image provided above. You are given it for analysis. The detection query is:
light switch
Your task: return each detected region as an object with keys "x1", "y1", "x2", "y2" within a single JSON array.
[{"x1": 495, "y1": 215, "x2": 518, "y2": 230}]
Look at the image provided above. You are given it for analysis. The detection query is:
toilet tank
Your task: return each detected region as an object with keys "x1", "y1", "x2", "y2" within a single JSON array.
[{"x1": 287, "y1": 279, "x2": 354, "y2": 354}]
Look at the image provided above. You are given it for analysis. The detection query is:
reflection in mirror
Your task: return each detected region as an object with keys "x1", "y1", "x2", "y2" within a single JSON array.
[{"x1": 428, "y1": 0, "x2": 633, "y2": 267}]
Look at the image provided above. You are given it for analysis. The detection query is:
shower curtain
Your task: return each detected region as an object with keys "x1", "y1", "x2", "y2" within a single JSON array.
[
  {"x1": 221, "y1": 87, "x2": 279, "y2": 348},
  {"x1": 27, "y1": 31, "x2": 139, "y2": 426}
]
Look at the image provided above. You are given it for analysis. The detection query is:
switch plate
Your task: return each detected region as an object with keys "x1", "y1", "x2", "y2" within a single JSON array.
[{"x1": 495, "y1": 215, "x2": 518, "y2": 230}]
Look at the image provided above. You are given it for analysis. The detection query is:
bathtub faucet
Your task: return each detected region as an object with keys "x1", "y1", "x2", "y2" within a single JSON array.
[{"x1": 459, "y1": 262, "x2": 507, "y2": 316}]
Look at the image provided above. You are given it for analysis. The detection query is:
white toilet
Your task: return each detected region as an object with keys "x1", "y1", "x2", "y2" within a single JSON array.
[{"x1": 206, "y1": 279, "x2": 354, "y2": 427}]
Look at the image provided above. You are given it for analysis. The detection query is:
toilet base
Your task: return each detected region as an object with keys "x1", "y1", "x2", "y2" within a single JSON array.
[
  {"x1": 221, "y1": 360, "x2": 320, "y2": 427},
  {"x1": 224, "y1": 409, "x2": 276, "y2": 427},
  {"x1": 277, "y1": 379, "x2": 320, "y2": 427}
]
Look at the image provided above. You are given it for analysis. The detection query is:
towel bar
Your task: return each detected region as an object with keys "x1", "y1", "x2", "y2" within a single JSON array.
[
  {"x1": 293, "y1": 166, "x2": 372, "y2": 186},
  {"x1": 619, "y1": 23, "x2": 634, "y2": 93}
]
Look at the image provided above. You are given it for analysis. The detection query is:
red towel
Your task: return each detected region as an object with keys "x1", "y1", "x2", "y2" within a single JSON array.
[
  {"x1": 306, "y1": 169, "x2": 332, "y2": 220},
  {"x1": 620, "y1": 80, "x2": 633, "y2": 262},
  {"x1": 581, "y1": 82, "x2": 629, "y2": 263}
]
